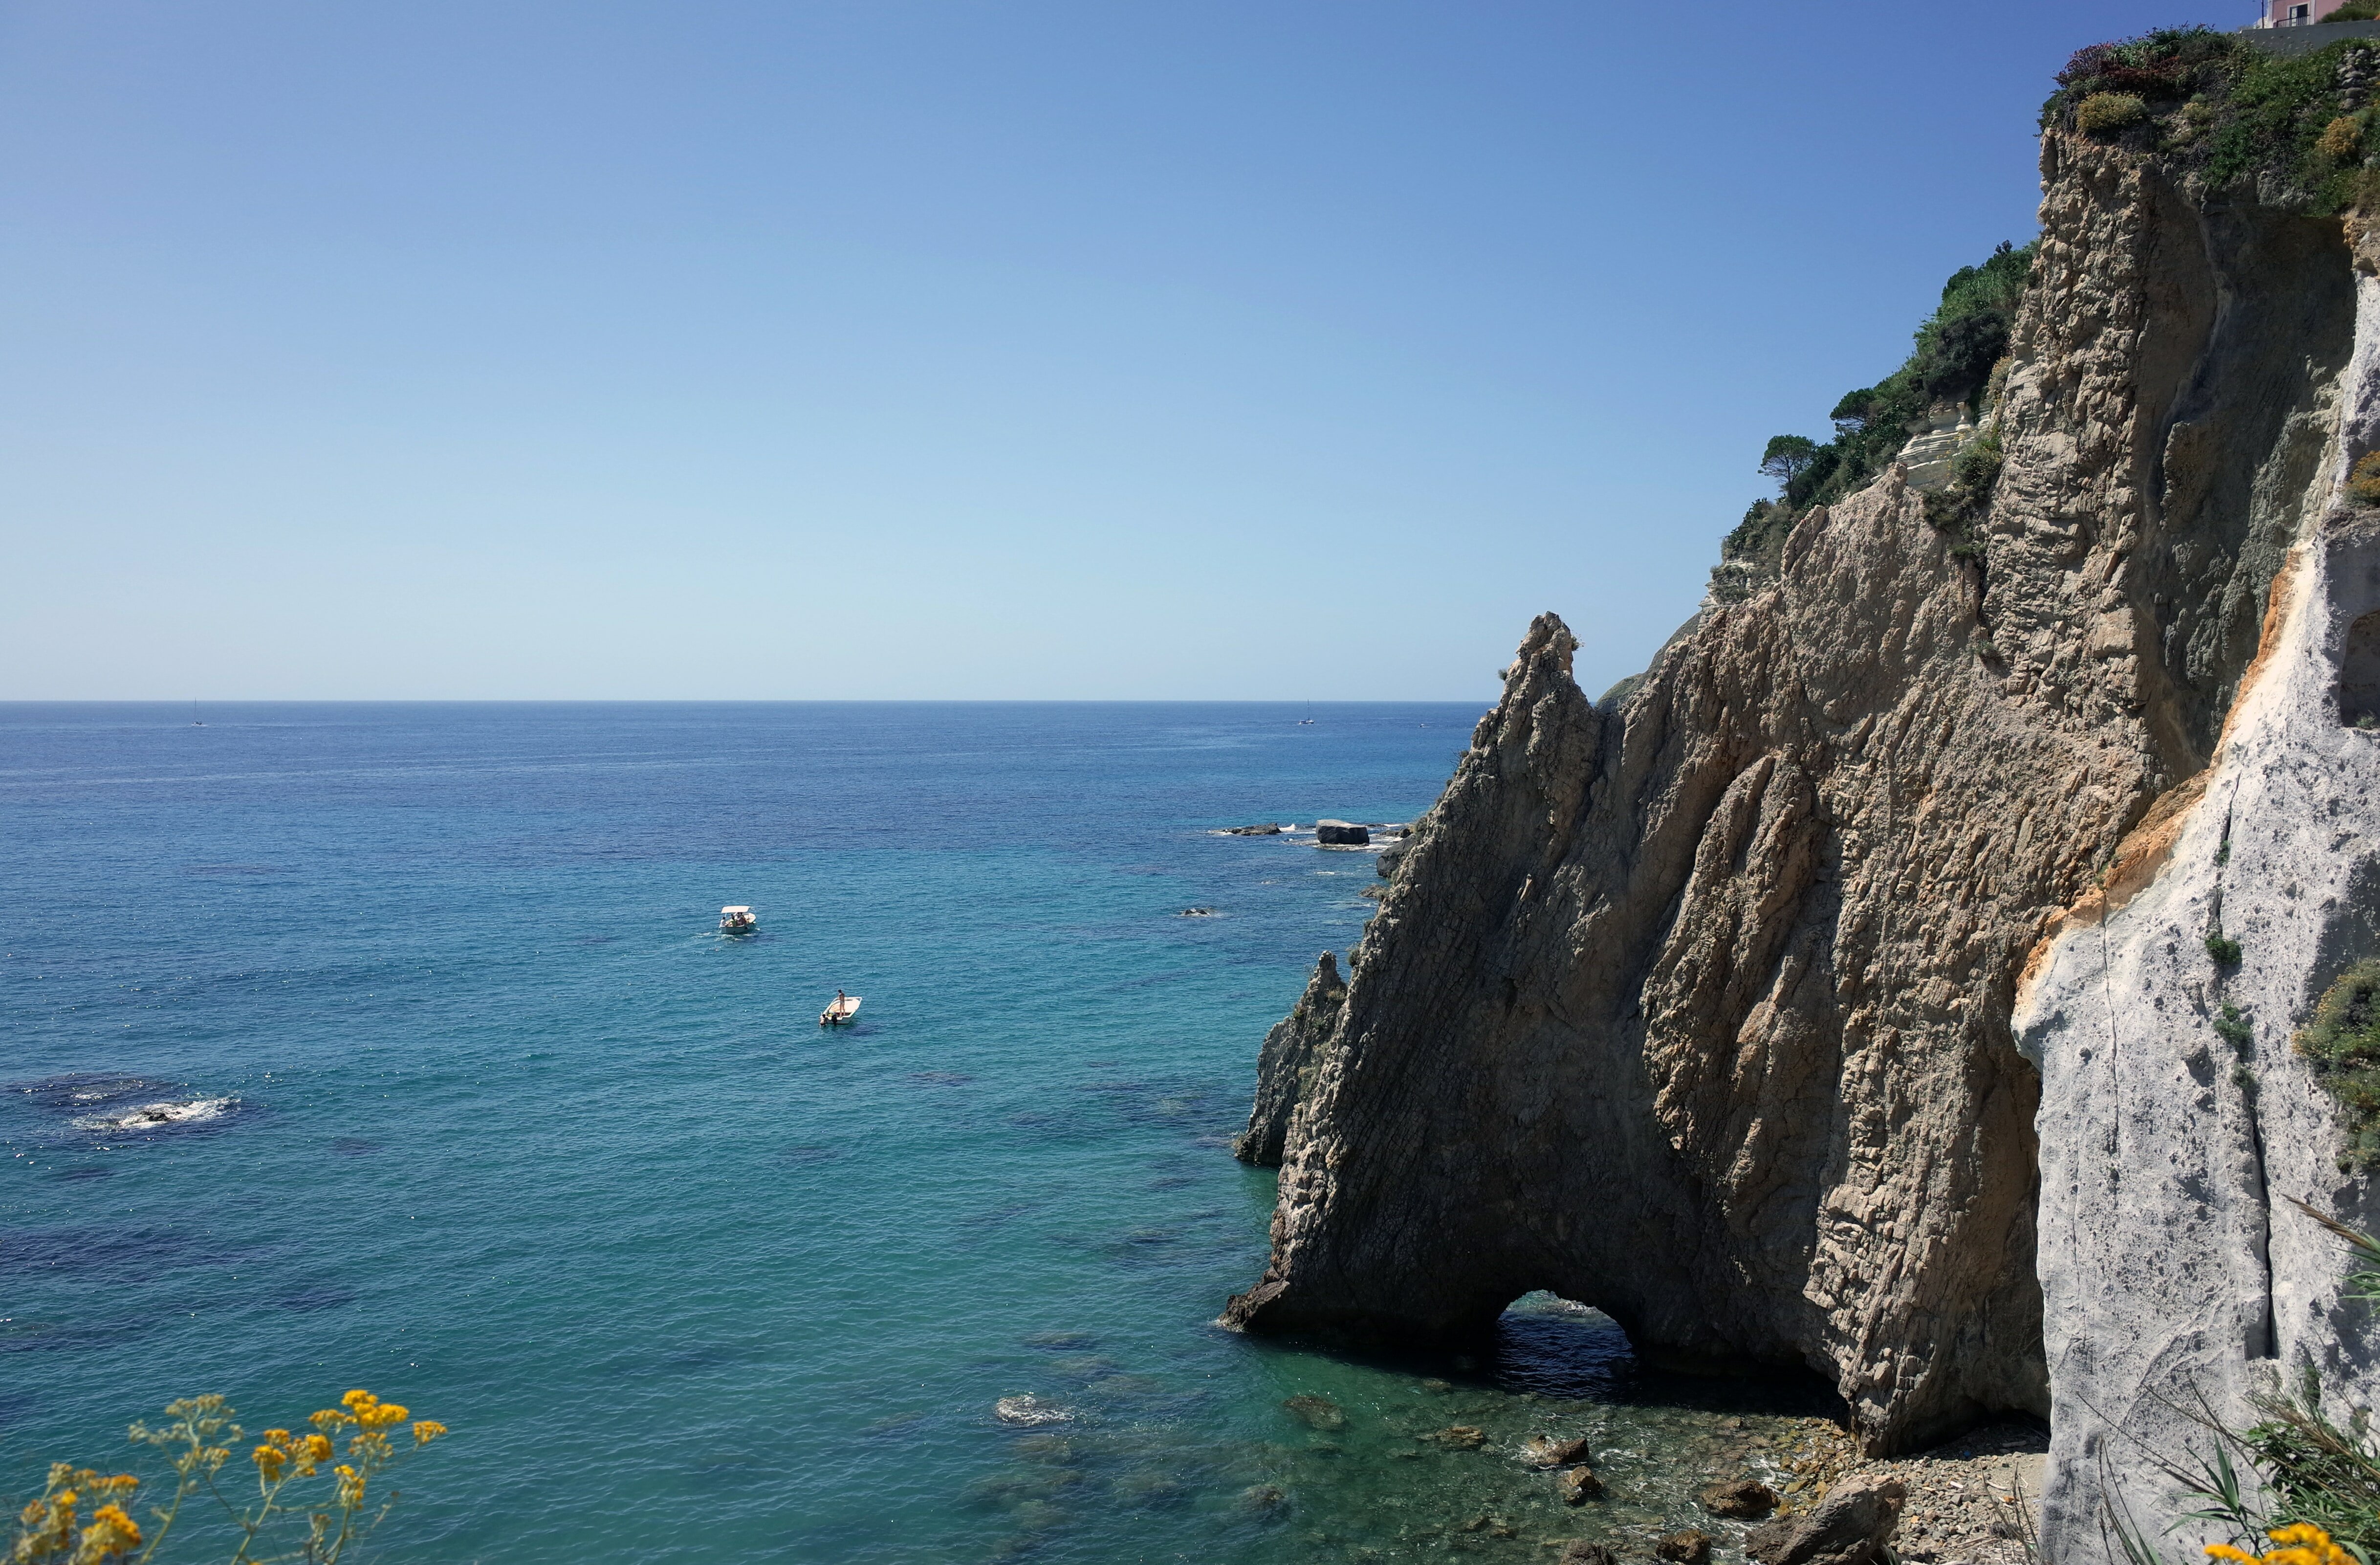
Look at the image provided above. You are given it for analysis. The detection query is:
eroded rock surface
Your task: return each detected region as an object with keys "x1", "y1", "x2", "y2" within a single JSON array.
[
  {"x1": 1233, "y1": 952, "x2": 1347, "y2": 1166},
  {"x1": 1226, "y1": 127, "x2": 2380, "y2": 1538},
  {"x1": 1744, "y1": 1477, "x2": 1906, "y2": 1565}
]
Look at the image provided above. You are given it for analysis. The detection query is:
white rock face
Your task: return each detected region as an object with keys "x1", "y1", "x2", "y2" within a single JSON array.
[
  {"x1": 2016, "y1": 274, "x2": 2380, "y2": 1561},
  {"x1": 1897, "y1": 402, "x2": 1978, "y2": 493}
]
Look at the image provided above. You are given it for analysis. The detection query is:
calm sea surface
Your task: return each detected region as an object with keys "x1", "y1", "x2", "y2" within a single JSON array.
[{"x1": 2, "y1": 704, "x2": 1827, "y2": 1564}]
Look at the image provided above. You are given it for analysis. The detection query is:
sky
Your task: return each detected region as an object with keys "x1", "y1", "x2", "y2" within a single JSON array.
[{"x1": 0, "y1": 1, "x2": 2246, "y2": 700}]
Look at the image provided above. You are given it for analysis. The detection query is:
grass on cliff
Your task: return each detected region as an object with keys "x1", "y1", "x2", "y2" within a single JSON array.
[
  {"x1": 2045, "y1": 25, "x2": 2380, "y2": 218},
  {"x1": 2297, "y1": 959, "x2": 2380, "y2": 1171}
]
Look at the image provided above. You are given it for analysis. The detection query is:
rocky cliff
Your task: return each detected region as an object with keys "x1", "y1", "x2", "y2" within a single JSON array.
[{"x1": 1229, "y1": 69, "x2": 2380, "y2": 1555}]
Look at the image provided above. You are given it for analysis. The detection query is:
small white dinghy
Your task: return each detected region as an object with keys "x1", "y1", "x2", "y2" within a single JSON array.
[
  {"x1": 820, "y1": 991, "x2": 862, "y2": 1026},
  {"x1": 720, "y1": 905, "x2": 758, "y2": 934}
]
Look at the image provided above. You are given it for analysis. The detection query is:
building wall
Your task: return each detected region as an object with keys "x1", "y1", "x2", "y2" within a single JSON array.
[{"x1": 2268, "y1": 0, "x2": 2354, "y2": 24}]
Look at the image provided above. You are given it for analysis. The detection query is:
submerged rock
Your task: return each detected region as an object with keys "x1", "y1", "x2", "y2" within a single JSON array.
[
  {"x1": 1426, "y1": 1424, "x2": 1485, "y2": 1450},
  {"x1": 1110, "y1": 1470, "x2": 1188, "y2": 1509},
  {"x1": 1559, "y1": 1545, "x2": 1618, "y2": 1565},
  {"x1": 1281, "y1": 1394, "x2": 1346, "y2": 1431},
  {"x1": 1219, "y1": 823, "x2": 1283, "y2": 836},
  {"x1": 993, "y1": 1395, "x2": 1072, "y2": 1427}
]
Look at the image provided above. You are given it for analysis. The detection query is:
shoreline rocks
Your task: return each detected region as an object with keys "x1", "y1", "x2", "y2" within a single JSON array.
[
  {"x1": 1702, "y1": 1478, "x2": 1779, "y2": 1519},
  {"x1": 1744, "y1": 1477, "x2": 1904, "y2": 1565}
]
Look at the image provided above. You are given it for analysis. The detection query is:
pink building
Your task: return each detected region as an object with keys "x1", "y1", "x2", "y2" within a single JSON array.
[{"x1": 2261, "y1": 0, "x2": 2355, "y2": 24}]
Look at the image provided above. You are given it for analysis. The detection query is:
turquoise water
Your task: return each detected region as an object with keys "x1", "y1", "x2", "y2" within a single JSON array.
[{"x1": 2, "y1": 704, "x2": 1829, "y2": 1563}]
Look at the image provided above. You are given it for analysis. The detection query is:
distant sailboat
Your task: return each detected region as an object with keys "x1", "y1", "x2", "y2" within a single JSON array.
[{"x1": 191, "y1": 701, "x2": 204, "y2": 727}]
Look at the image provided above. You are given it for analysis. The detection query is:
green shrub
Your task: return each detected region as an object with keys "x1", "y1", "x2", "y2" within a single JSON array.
[
  {"x1": 2349, "y1": 453, "x2": 2380, "y2": 505},
  {"x1": 1951, "y1": 429, "x2": 2005, "y2": 492},
  {"x1": 1752, "y1": 240, "x2": 2037, "y2": 521},
  {"x1": 2038, "y1": 29, "x2": 2380, "y2": 216},
  {"x1": 1721, "y1": 498, "x2": 1796, "y2": 571},
  {"x1": 2298, "y1": 959, "x2": 2380, "y2": 1170},
  {"x1": 2202, "y1": 41, "x2": 2374, "y2": 210},
  {"x1": 2078, "y1": 92, "x2": 2149, "y2": 134},
  {"x1": 2331, "y1": 1, "x2": 2380, "y2": 20},
  {"x1": 2052, "y1": 27, "x2": 2232, "y2": 107},
  {"x1": 2216, "y1": 1002, "x2": 2255, "y2": 1050},
  {"x1": 2208, "y1": 929, "x2": 2244, "y2": 966}
]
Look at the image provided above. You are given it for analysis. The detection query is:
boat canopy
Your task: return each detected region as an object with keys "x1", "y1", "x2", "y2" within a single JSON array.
[{"x1": 721, "y1": 905, "x2": 752, "y2": 916}]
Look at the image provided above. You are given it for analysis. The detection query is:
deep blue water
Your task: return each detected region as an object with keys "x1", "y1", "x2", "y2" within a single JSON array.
[{"x1": 3, "y1": 704, "x2": 1826, "y2": 1564}]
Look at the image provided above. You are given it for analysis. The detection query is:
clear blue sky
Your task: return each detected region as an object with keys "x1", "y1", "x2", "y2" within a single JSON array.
[{"x1": 0, "y1": 1, "x2": 2237, "y2": 700}]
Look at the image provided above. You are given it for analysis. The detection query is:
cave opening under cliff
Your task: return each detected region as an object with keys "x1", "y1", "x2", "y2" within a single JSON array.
[{"x1": 1484, "y1": 1292, "x2": 1845, "y2": 1419}]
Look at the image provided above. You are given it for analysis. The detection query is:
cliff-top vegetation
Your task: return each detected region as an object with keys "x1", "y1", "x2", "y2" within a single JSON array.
[{"x1": 2046, "y1": 24, "x2": 2380, "y2": 216}]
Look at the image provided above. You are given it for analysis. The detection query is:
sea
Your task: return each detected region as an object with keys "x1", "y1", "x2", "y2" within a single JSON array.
[{"x1": 1, "y1": 703, "x2": 1831, "y2": 1564}]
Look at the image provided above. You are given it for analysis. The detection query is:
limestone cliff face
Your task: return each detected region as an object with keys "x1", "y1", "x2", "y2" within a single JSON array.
[
  {"x1": 1227, "y1": 124, "x2": 2377, "y2": 1519},
  {"x1": 2013, "y1": 281, "x2": 2380, "y2": 1562}
]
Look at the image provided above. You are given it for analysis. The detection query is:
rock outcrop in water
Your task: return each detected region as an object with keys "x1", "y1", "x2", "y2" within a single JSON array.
[
  {"x1": 1235, "y1": 952, "x2": 1346, "y2": 1167},
  {"x1": 1229, "y1": 99, "x2": 2380, "y2": 1551}
]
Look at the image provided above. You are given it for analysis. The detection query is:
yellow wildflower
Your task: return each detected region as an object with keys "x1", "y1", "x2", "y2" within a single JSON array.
[
  {"x1": 341, "y1": 1389, "x2": 377, "y2": 1412},
  {"x1": 252, "y1": 1444, "x2": 287, "y2": 1481},
  {"x1": 72, "y1": 1501, "x2": 141, "y2": 1562},
  {"x1": 411, "y1": 1419, "x2": 448, "y2": 1446},
  {"x1": 333, "y1": 1464, "x2": 365, "y2": 1508},
  {"x1": 2206, "y1": 1523, "x2": 2356, "y2": 1565}
]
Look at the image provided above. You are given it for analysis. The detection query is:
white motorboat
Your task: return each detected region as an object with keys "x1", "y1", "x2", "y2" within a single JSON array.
[
  {"x1": 820, "y1": 992, "x2": 862, "y2": 1026},
  {"x1": 720, "y1": 905, "x2": 758, "y2": 934}
]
